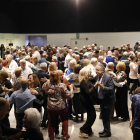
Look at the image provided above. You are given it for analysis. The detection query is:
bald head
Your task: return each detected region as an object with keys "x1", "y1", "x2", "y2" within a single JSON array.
[
  {"x1": 21, "y1": 77, "x2": 28, "y2": 88},
  {"x1": 57, "y1": 70, "x2": 63, "y2": 81}
]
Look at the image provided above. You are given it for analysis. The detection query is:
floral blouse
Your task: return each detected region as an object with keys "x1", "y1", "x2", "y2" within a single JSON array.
[
  {"x1": 42, "y1": 81, "x2": 73, "y2": 111},
  {"x1": 112, "y1": 71, "x2": 127, "y2": 83}
]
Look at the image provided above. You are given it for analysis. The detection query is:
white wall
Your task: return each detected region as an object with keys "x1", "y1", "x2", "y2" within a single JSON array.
[{"x1": 0, "y1": 32, "x2": 140, "y2": 49}]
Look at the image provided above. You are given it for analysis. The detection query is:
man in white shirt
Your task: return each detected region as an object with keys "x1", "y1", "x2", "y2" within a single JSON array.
[
  {"x1": 32, "y1": 46, "x2": 41, "y2": 60},
  {"x1": 6, "y1": 54, "x2": 18, "y2": 73},
  {"x1": 20, "y1": 59, "x2": 33, "y2": 78},
  {"x1": 64, "y1": 49, "x2": 73, "y2": 68},
  {"x1": 25, "y1": 55, "x2": 36, "y2": 69}
]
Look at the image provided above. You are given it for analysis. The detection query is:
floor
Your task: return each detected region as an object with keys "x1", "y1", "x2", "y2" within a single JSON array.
[{"x1": 9, "y1": 95, "x2": 133, "y2": 140}]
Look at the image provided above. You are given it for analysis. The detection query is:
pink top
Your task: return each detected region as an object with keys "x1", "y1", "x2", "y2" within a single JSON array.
[
  {"x1": 55, "y1": 62, "x2": 58, "y2": 67},
  {"x1": 129, "y1": 62, "x2": 138, "y2": 79}
]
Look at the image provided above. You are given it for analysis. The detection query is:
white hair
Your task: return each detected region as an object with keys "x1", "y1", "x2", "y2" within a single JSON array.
[
  {"x1": 40, "y1": 62, "x2": 47, "y2": 68},
  {"x1": 83, "y1": 53, "x2": 88, "y2": 58},
  {"x1": 123, "y1": 52, "x2": 128, "y2": 56},
  {"x1": 68, "y1": 49, "x2": 73, "y2": 52},
  {"x1": 108, "y1": 51, "x2": 112, "y2": 56},
  {"x1": 24, "y1": 108, "x2": 41, "y2": 128},
  {"x1": 107, "y1": 62, "x2": 114, "y2": 69},
  {"x1": 75, "y1": 54, "x2": 80, "y2": 58},
  {"x1": 137, "y1": 52, "x2": 140, "y2": 56},
  {"x1": 91, "y1": 58, "x2": 97, "y2": 64},
  {"x1": 52, "y1": 56, "x2": 57, "y2": 60},
  {"x1": 7, "y1": 54, "x2": 13, "y2": 59},
  {"x1": 100, "y1": 45, "x2": 103, "y2": 49},
  {"x1": 20, "y1": 59, "x2": 26, "y2": 63},
  {"x1": 34, "y1": 46, "x2": 38, "y2": 50},
  {"x1": 98, "y1": 56, "x2": 104, "y2": 59},
  {"x1": 25, "y1": 55, "x2": 30, "y2": 60},
  {"x1": 69, "y1": 59, "x2": 77, "y2": 66},
  {"x1": 72, "y1": 53, "x2": 75, "y2": 58}
]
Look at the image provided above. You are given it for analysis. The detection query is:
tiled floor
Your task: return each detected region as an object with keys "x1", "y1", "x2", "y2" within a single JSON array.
[{"x1": 9, "y1": 95, "x2": 133, "y2": 140}]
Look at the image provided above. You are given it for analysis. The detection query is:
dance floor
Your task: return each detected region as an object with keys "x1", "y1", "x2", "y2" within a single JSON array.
[{"x1": 9, "y1": 94, "x2": 132, "y2": 140}]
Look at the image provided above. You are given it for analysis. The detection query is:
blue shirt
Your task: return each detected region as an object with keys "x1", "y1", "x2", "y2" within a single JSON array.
[
  {"x1": 38, "y1": 58, "x2": 47, "y2": 64},
  {"x1": 130, "y1": 93, "x2": 140, "y2": 129},
  {"x1": 106, "y1": 56, "x2": 115, "y2": 63},
  {"x1": 66, "y1": 67, "x2": 75, "y2": 83},
  {"x1": 9, "y1": 88, "x2": 38, "y2": 113}
]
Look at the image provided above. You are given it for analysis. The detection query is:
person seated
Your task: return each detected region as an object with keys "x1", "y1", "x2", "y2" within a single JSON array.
[{"x1": 7, "y1": 108, "x2": 44, "y2": 140}]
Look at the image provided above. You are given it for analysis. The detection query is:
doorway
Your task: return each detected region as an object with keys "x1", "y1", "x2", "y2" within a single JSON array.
[{"x1": 70, "y1": 38, "x2": 86, "y2": 50}]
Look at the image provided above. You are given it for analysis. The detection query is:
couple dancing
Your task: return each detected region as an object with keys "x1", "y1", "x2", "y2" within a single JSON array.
[{"x1": 79, "y1": 63, "x2": 114, "y2": 138}]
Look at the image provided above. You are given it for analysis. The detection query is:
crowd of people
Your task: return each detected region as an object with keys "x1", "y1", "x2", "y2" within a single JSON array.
[{"x1": 0, "y1": 43, "x2": 140, "y2": 140}]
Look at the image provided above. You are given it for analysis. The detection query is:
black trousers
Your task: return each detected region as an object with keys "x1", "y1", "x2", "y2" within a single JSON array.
[
  {"x1": 42, "y1": 101, "x2": 48, "y2": 125},
  {"x1": 133, "y1": 128, "x2": 140, "y2": 140},
  {"x1": 80, "y1": 101, "x2": 96, "y2": 134},
  {"x1": 16, "y1": 113, "x2": 24, "y2": 130},
  {"x1": 115, "y1": 85, "x2": 129, "y2": 119},
  {"x1": 100, "y1": 99, "x2": 113, "y2": 134},
  {"x1": 130, "y1": 79, "x2": 138, "y2": 94}
]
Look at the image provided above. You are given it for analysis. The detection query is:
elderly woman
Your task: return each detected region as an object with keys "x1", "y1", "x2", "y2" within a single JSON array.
[
  {"x1": 7, "y1": 108, "x2": 44, "y2": 140},
  {"x1": 109, "y1": 62, "x2": 129, "y2": 121},
  {"x1": 52, "y1": 56, "x2": 58, "y2": 67},
  {"x1": 79, "y1": 68, "x2": 96, "y2": 138},
  {"x1": 42, "y1": 71, "x2": 74, "y2": 140},
  {"x1": 104, "y1": 51, "x2": 115, "y2": 64},
  {"x1": 129, "y1": 87, "x2": 140, "y2": 140},
  {"x1": 129, "y1": 55, "x2": 140, "y2": 94}
]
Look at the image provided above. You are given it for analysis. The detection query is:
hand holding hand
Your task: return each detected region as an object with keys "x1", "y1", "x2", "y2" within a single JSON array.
[
  {"x1": 94, "y1": 81, "x2": 100, "y2": 88},
  {"x1": 124, "y1": 80, "x2": 127, "y2": 84},
  {"x1": 2, "y1": 85, "x2": 9, "y2": 92},
  {"x1": 98, "y1": 82, "x2": 104, "y2": 89},
  {"x1": 74, "y1": 77, "x2": 79, "y2": 82},
  {"x1": 45, "y1": 89, "x2": 55, "y2": 94},
  {"x1": 30, "y1": 89, "x2": 38, "y2": 95},
  {"x1": 40, "y1": 77, "x2": 48, "y2": 83}
]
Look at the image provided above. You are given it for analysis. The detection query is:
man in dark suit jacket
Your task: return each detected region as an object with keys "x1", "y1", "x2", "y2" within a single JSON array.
[
  {"x1": 94, "y1": 64, "x2": 114, "y2": 137},
  {"x1": 33, "y1": 62, "x2": 49, "y2": 128}
]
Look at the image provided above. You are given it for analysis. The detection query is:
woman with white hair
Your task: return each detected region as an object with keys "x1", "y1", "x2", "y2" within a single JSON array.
[
  {"x1": 104, "y1": 51, "x2": 115, "y2": 64},
  {"x1": 7, "y1": 108, "x2": 44, "y2": 140},
  {"x1": 79, "y1": 68, "x2": 96, "y2": 138},
  {"x1": 52, "y1": 56, "x2": 58, "y2": 67}
]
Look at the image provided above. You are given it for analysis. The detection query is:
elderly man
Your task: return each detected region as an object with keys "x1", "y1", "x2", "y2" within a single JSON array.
[
  {"x1": 64, "y1": 49, "x2": 73, "y2": 68},
  {"x1": 98, "y1": 56, "x2": 106, "y2": 67},
  {"x1": 79, "y1": 53, "x2": 88, "y2": 68},
  {"x1": 33, "y1": 46, "x2": 41, "y2": 60},
  {"x1": 20, "y1": 59, "x2": 33, "y2": 78},
  {"x1": 94, "y1": 64, "x2": 114, "y2": 137},
  {"x1": 38, "y1": 54, "x2": 47, "y2": 64},
  {"x1": 9, "y1": 77, "x2": 42, "y2": 129},
  {"x1": 6, "y1": 54, "x2": 18, "y2": 73},
  {"x1": 25, "y1": 55, "x2": 36, "y2": 69},
  {"x1": 75, "y1": 54, "x2": 80, "y2": 64},
  {"x1": 0, "y1": 98, "x2": 20, "y2": 139}
]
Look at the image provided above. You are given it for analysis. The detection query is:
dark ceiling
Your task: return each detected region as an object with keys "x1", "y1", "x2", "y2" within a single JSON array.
[{"x1": 0, "y1": 0, "x2": 140, "y2": 33}]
